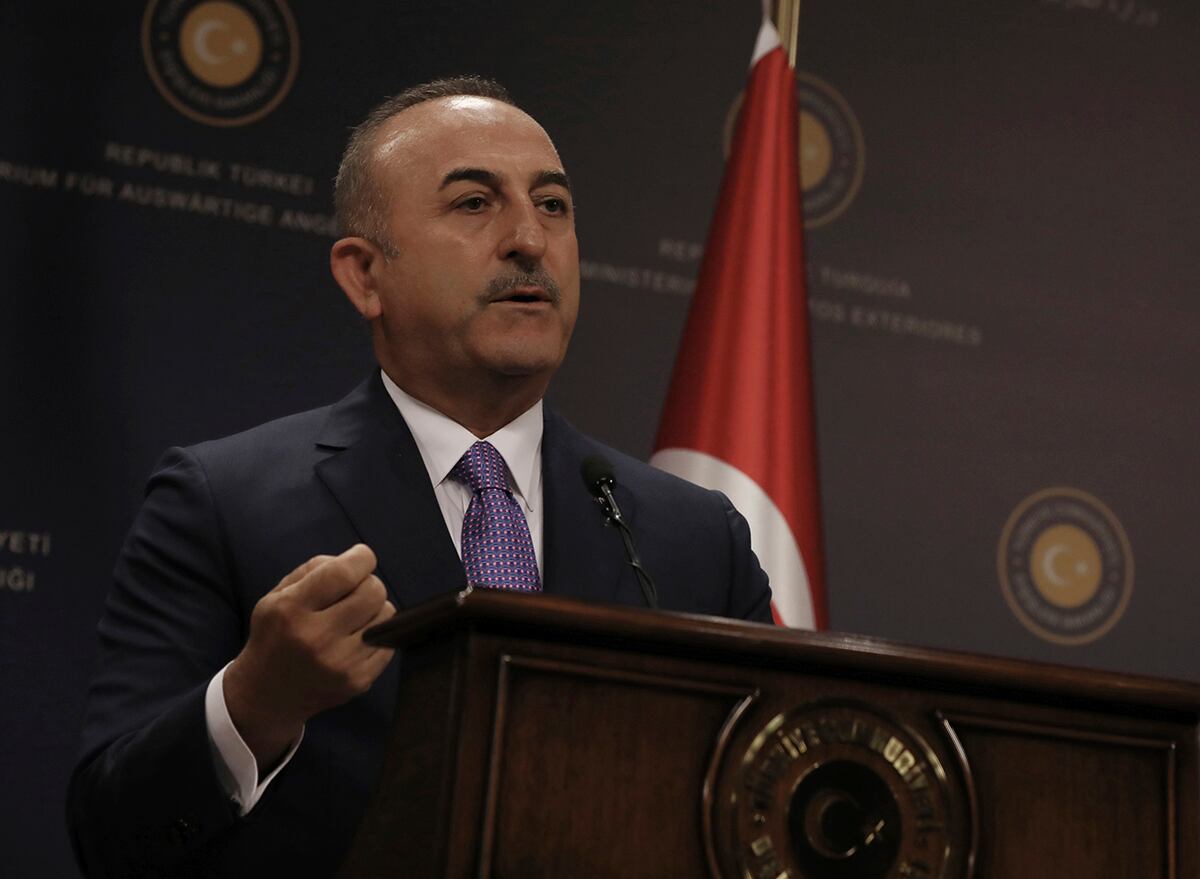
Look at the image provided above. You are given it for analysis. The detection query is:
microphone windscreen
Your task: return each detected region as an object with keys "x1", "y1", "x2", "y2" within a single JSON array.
[{"x1": 580, "y1": 454, "x2": 615, "y2": 496}]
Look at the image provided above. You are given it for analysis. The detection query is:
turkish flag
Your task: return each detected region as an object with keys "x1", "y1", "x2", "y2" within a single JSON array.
[{"x1": 650, "y1": 17, "x2": 827, "y2": 629}]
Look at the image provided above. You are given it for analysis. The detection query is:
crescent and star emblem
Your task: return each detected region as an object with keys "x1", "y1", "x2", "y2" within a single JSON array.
[
  {"x1": 1041, "y1": 543, "x2": 1088, "y2": 588},
  {"x1": 192, "y1": 18, "x2": 247, "y2": 67}
]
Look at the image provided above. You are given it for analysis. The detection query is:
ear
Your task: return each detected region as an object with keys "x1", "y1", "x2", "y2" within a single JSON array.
[{"x1": 330, "y1": 237, "x2": 386, "y2": 320}]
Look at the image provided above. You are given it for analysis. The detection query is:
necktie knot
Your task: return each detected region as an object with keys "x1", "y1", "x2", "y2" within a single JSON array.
[{"x1": 451, "y1": 440, "x2": 509, "y2": 494}]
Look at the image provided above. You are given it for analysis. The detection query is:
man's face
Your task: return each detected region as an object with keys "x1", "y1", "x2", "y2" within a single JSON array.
[{"x1": 366, "y1": 96, "x2": 580, "y2": 398}]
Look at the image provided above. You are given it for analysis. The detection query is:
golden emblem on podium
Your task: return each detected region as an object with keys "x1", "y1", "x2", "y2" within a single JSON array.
[{"x1": 725, "y1": 703, "x2": 964, "y2": 879}]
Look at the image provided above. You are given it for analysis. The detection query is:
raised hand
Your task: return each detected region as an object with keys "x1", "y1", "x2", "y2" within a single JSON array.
[{"x1": 222, "y1": 544, "x2": 396, "y2": 768}]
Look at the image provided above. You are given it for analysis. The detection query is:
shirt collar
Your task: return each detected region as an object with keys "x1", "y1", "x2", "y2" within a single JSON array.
[{"x1": 379, "y1": 369, "x2": 543, "y2": 511}]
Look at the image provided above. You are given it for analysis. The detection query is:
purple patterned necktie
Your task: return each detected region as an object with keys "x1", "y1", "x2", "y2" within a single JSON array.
[{"x1": 451, "y1": 440, "x2": 541, "y2": 592}]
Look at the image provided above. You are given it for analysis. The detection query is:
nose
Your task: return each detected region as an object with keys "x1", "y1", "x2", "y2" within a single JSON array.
[{"x1": 499, "y1": 198, "x2": 547, "y2": 263}]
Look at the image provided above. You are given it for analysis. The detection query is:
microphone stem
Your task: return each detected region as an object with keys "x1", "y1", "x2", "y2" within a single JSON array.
[{"x1": 599, "y1": 483, "x2": 659, "y2": 609}]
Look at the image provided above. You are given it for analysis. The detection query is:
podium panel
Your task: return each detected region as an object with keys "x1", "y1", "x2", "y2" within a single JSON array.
[{"x1": 342, "y1": 590, "x2": 1199, "y2": 879}]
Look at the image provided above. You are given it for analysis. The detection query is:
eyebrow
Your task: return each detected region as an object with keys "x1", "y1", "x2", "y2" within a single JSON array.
[
  {"x1": 532, "y1": 169, "x2": 573, "y2": 196},
  {"x1": 440, "y1": 167, "x2": 501, "y2": 191},
  {"x1": 439, "y1": 167, "x2": 573, "y2": 197}
]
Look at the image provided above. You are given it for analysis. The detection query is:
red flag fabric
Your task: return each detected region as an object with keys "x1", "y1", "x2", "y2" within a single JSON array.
[{"x1": 650, "y1": 18, "x2": 827, "y2": 629}]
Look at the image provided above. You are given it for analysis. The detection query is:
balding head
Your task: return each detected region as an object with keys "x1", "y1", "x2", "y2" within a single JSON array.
[{"x1": 334, "y1": 76, "x2": 516, "y2": 254}]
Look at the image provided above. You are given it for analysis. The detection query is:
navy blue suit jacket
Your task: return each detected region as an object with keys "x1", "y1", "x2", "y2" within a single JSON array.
[{"x1": 69, "y1": 374, "x2": 772, "y2": 877}]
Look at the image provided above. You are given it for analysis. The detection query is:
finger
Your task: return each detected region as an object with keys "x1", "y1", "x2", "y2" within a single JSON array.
[
  {"x1": 326, "y1": 602, "x2": 396, "y2": 675},
  {"x1": 336, "y1": 644, "x2": 396, "y2": 698},
  {"x1": 360, "y1": 598, "x2": 397, "y2": 634},
  {"x1": 323, "y1": 575, "x2": 389, "y2": 634},
  {"x1": 294, "y1": 544, "x2": 378, "y2": 609},
  {"x1": 273, "y1": 554, "x2": 335, "y2": 593},
  {"x1": 351, "y1": 600, "x2": 397, "y2": 650},
  {"x1": 354, "y1": 627, "x2": 397, "y2": 676},
  {"x1": 360, "y1": 644, "x2": 396, "y2": 683}
]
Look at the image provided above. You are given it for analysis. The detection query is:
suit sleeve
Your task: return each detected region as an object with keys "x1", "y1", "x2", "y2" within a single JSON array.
[
  {"x1": 716, "y1": 491, "x2": 776, "y2": 624},
  {"x1": 68, "y1": 447, "x2": 246, "y2": 876}
]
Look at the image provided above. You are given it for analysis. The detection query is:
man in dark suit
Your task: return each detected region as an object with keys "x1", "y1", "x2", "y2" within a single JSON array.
[{"x1": 69, "y1": 76, "x2": 772, "y2": 877}]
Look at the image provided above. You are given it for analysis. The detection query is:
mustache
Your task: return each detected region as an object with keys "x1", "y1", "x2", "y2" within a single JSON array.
[{"x1": 482, "y1": 267, "x2": 561, "y2": 304}]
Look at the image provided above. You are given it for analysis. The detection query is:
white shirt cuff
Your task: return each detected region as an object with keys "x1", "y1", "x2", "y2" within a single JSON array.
[{"x1": 204, "y1": 663, "x2": 304, "y2": 815}]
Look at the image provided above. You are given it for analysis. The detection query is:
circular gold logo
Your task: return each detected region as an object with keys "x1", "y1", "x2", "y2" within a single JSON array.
[
  {"x1": 730, "y1": 704, "x2": 960, "y2": 879},
  {"x1": 724, "y1": 72, "x2": 865, "y2": 228},
  {"x1": 142, "y1": 0, "x2": 299, "y2": 127},
  {"x1": 998, "y1": 487, "x2": 1133, "y2": 645}
]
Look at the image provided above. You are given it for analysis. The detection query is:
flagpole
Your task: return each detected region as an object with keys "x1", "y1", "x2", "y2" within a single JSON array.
[{"x1": 773, "y1": 0, "x2": 801, "y2": 68}]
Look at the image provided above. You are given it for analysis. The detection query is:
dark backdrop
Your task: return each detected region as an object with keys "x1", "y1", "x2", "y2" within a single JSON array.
[{"x1": 3, "y1": 1, "x2": 1197, "y2": 875}]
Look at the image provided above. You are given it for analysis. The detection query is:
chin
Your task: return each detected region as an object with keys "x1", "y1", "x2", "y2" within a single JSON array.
[
  {"x1": 478, "y1": 337, "x2": 566, "y2": 380},
  {"x1": 490, "y1": 357, "x2": 558, "y2": 379},
  {"x1": 484, "y1": 348, "x2": 564, "y2": 379}
]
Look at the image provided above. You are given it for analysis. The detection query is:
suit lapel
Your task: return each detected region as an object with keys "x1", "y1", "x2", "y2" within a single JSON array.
[
  {"x1": 312, "y1": 383, "x2": 638, "y2": 610},
  {"x1": 314, "y1": 375, "x2": 467, "y2": 609},
  {"x1": 541, "y1": 408, "x2": 639, "y2": 606}
]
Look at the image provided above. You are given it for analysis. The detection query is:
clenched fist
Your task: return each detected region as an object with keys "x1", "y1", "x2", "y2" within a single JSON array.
[{"x1": 223, "y1": 544, "x2": 396, "y2": 768}]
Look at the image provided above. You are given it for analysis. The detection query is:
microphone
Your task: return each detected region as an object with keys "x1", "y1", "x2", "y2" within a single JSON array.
[{"x1": 581, "y1": 455, "x2": 659, "y2": 609}]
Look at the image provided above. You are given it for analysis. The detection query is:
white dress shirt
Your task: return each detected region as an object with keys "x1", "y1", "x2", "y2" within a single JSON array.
[
  {"x1": 204, "y1": 370, "x2": 545, "y2": 813},
  {"x1": 379, "y1": 371, "x2": 545, "y2": 574}
]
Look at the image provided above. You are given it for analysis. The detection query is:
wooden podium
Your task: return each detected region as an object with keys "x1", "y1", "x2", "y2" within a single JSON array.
[{"x1": 343, "y1": 589, "x2": 1199, "y2": 878}]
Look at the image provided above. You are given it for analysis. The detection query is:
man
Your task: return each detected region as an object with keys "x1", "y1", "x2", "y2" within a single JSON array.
[{"x1": 69, "y1": 77, "x2": 772, "y2": 877}]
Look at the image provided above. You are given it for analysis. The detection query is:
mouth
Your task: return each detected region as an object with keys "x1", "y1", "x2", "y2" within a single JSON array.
[{"x1": 492, "y1": 286, "x2": 552, "y2": 305}]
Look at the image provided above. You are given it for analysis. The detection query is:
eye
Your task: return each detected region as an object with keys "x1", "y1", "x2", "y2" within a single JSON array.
[
  {"x1": 537, "y1": 195, "x2": 571, "y2": 216},
  {"x1": 456, "y1": 195, "x2": 490, "y2": 212}
]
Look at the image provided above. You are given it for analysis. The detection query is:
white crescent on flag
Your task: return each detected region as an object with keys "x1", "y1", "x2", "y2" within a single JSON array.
[{"x1": 649, "y1": 448, "x2": 815, "y2": 628}]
